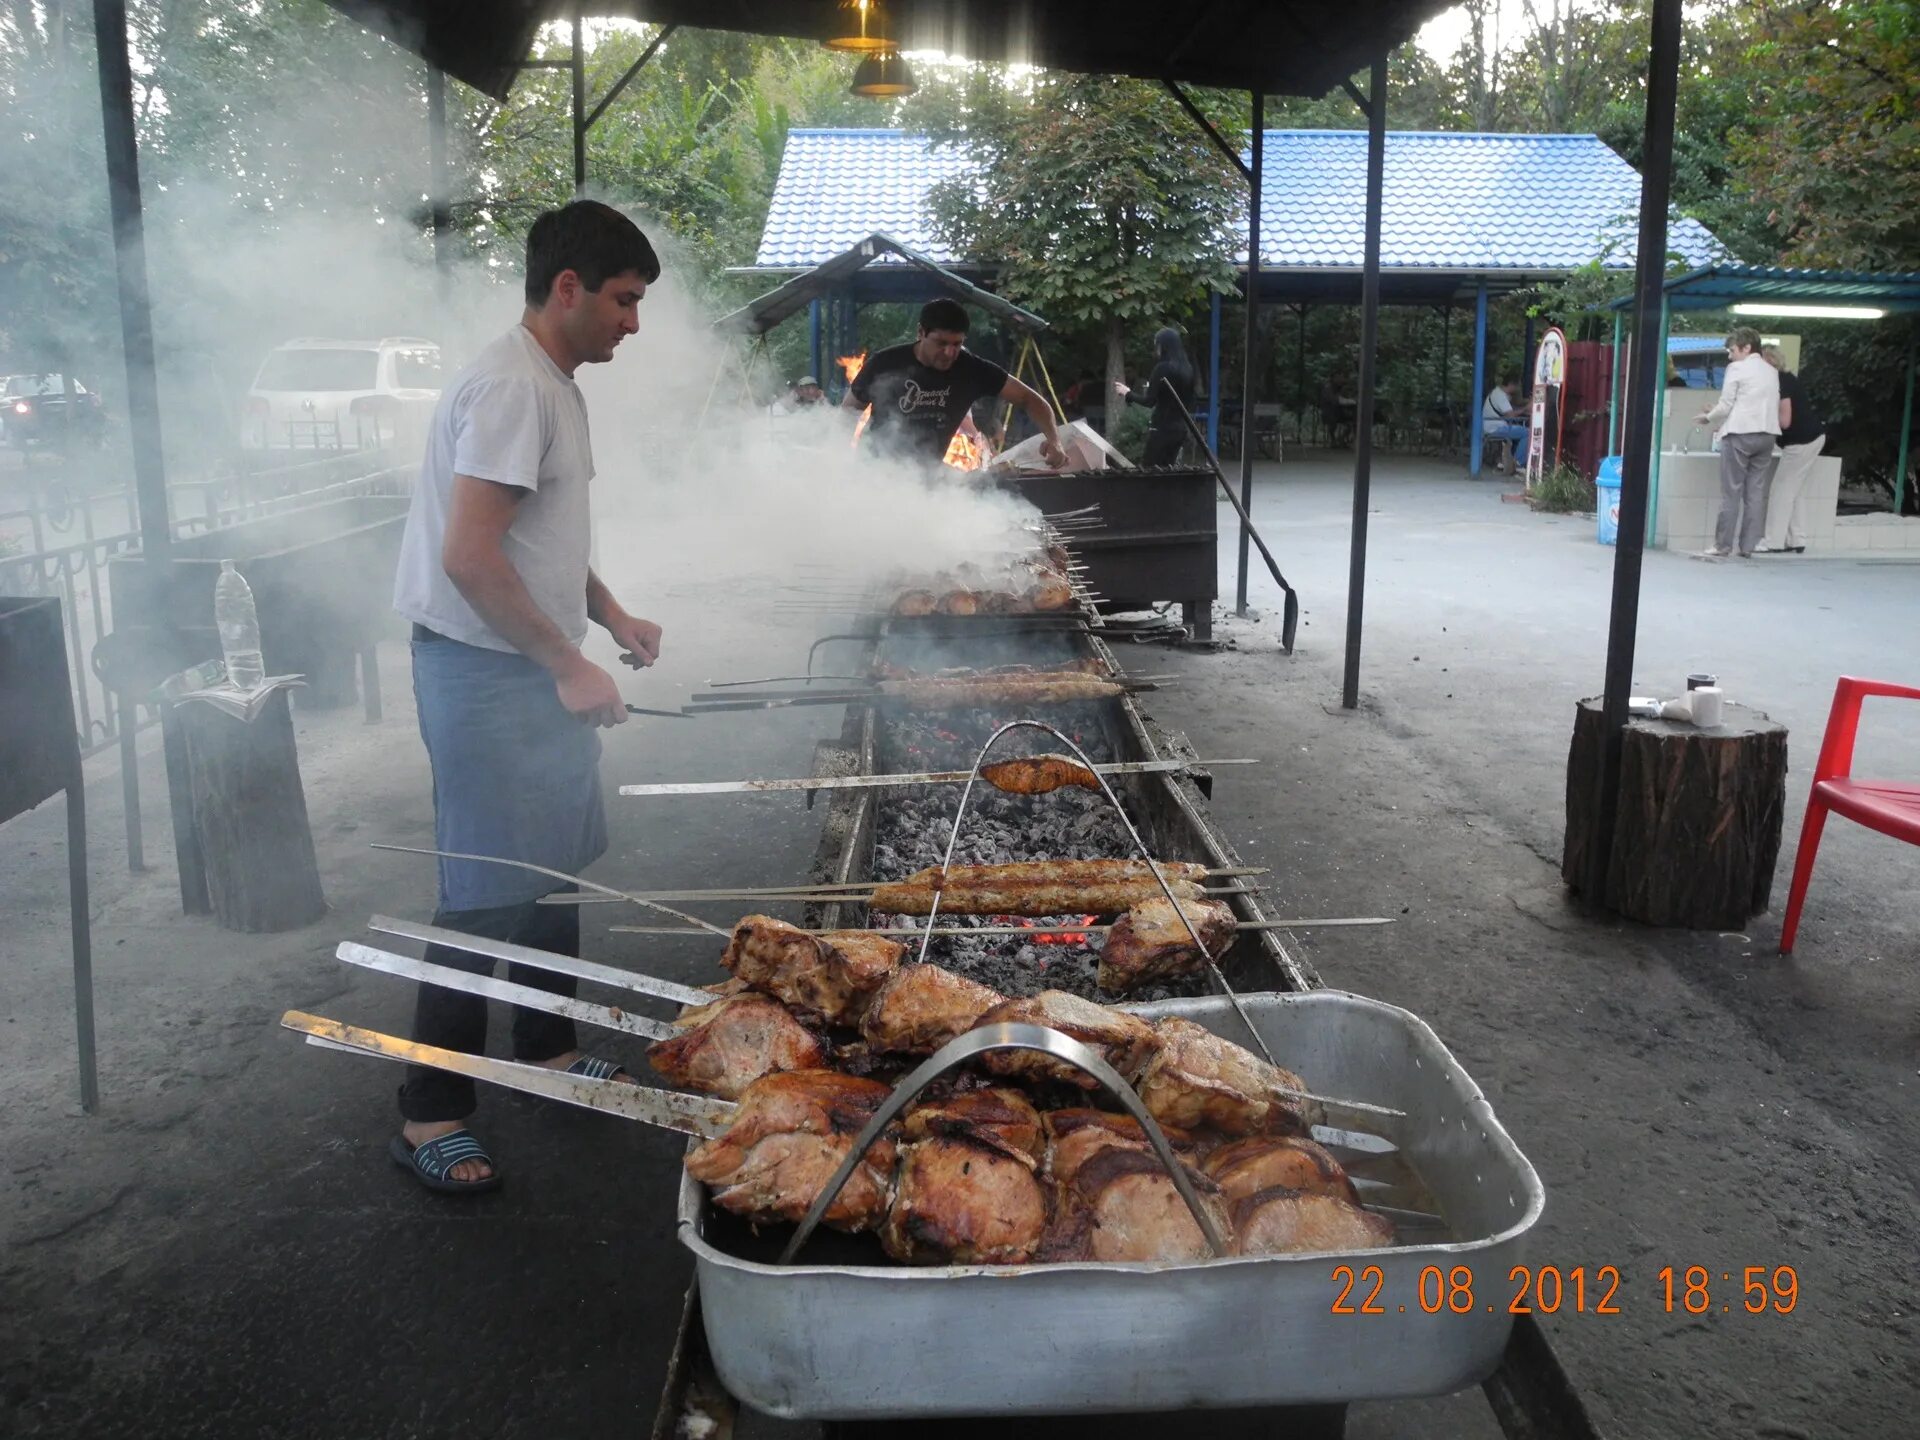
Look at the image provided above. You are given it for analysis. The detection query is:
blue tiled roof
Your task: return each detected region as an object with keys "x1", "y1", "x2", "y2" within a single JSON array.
[
  {"x1": 754, "y1": 128, "x2": 1727, "y2": 274},
  {"x1": 756, "y1": 129, "x2": 975, "y2": 269}
]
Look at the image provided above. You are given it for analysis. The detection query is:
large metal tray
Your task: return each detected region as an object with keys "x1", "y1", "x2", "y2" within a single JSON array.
[{"x1": 675, "y1": 989, "x2": 1545, "y2": 1419}]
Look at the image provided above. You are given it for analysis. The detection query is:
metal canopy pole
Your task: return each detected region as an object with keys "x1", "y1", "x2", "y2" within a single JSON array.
[
  {"x1": 1207, "y1": 289, "x2": 1223, "y2": 454},
  {"x1": 1895, "y1": 329, "x2": 1917, "y2": 515},
  {"x1": 1586, "y1": 0, "x2": 1683, "y2": 907},
  {"x1": 1469, "y1": 281, "x2": 1489, "y2": 475},
  {"x1": 1341, "y1": 58, "x2": 1387, "y2": 711},
  {"x1": 570, "y1": 8, "x2": 587, "y2": 195},
  {"x1": 91, "y1": 0, "x2": 170, "y2": 559},
  {"x1": 1608, "y1": 311, "x2": 1624, "y2": 453},
  {"x1": 426, "y1": 65, "x2": 452, "y2": 300},
  {"x1": 1236, "y1": 91, "x2": 1263, "y2": 615}
]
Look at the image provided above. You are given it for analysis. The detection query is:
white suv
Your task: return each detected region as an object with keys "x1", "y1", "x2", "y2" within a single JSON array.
[{"x1": 243, "y1": 337, "x2": 443, "y2": 453}]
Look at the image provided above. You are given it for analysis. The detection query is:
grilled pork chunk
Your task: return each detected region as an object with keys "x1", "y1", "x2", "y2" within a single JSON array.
[
  {"x1": 938, "y1": 589, "x2": 980, "y2": 616},
  {"x1": 892, "y1": 589, "x2": 937, "y2": 617},
  {"x1": 973, "y1": 990, "x2": 1160, "y2": 1089},
  {"x1": 870, "y1": 859, "x2": 1208, "y2": 917},
  {"x1": 1096, "y1": 897, "x2": 1237, "y2": 993},
  {"x1": 979, "y1": 753, "x2": 1101, "y2": 796},
  {"x1": 684, "y1": 1070, "x2": 897, "y2": 1233},
  {"x1": 883, "y1": 1089, "x2": 1048, "y2": 1265},
  {"x1": 1042, "y1": 1145, "x2": 1231, "y2": 1264},
  {"x1": 720, "y1": 915, "x2": 903, "y2": 1024},
  {"x1": 646, "y1": 992, "x2": 829, "y2": 1100},
  {"x1": 1202, "y1": 1135, "x2": 1359, "y2": 1204},
  {"x1": 1042, "y1": 1108, "x2": 1203, "y2": 1185},
  {"x1": 902, "y1": 1086, "x2": 1045, "y2": 1163},
  {"x1": 1135, "y1": 1017, "x2": 1320, "y2": 1137},
  {"x1": 1231, "y1": 1188, "x2": 1393, "y2": 1256},
  {"x1": 858, "y1": 964, "x2": 1006, "y2": 1055},
  {"x1": 1028, "y1": 575, "x2": 1074, "y2": 612}
]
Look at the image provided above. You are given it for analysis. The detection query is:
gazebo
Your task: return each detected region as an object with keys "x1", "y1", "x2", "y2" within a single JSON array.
[
  {"x1": 744, "y1": 127, "x2": 1727, "y2": 471},
  {"x1": 1608, "y1": 264, "x2": 1920, "y2": 528}
]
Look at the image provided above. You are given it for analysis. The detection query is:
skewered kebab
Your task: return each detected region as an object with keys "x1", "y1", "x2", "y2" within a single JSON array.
[
  {"x1": 720, "y1": 916, "x2": 903, "y2": 1023},
  {"x1": 858, "y1": 963, "x2": 1007, "y2": 1056},
  {"x1": 870, "y1": 859, "x2": 1211, "y2": 917},
  {"x1": 645, "y1": 992, "x2": 830, "y2": 1101},
  {"x1": 882, "y1": 1087, "x2": 1049, "y2": 1264},
  {"x1": 615, "y1": 755, "x2": 1258, "y2": 799}
]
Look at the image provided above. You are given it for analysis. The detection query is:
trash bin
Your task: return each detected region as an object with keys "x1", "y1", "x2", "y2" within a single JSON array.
[{"x1": 1596, "y1": 457, "x2": 1623, "y2": 545}]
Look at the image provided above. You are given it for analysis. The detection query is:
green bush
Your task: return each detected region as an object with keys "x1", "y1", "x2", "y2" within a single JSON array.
[
  {"x1": 1530, "y1": 464, "x2": 1597, "y2": 514},
  {"x1": 1107, "y1": 402, "x2": 1152, "y2": 464}
]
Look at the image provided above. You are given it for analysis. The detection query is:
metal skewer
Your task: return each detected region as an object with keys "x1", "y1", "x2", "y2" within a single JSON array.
[
  {"x1": 606, "y1": 917, "x2": 1395, "y2": 938},
  {"x1": 617, "y1": 757, "x2": 1256, "y2": 797}
]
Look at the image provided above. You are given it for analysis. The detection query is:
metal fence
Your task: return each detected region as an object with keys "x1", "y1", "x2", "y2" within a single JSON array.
[{"x1": 0, "y1": 450, "x2": 414, "y2": 764}]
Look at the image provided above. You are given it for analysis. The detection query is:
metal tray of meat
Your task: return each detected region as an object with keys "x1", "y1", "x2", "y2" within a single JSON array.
[{"x1": 675, "y1": 989, "x2": 1545, "y2": 1419}]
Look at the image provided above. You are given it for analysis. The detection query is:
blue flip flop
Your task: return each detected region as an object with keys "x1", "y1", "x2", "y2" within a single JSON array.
[{"x1": 390, "y1": 1129, "x2": 501, "y2": 1194}]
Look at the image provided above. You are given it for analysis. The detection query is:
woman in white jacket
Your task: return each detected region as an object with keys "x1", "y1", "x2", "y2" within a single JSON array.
[{"x1": 1695, "y1": 326, "x2": 1780, "y2": 558}]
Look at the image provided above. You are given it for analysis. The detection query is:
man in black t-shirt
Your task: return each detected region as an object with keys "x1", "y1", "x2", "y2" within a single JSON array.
[
  {"x1": 1758, "y1": 345, "x2": 1828, "y2": 554},
  {"x1": 845, "y1": 298, "x2": 1067, "y2": 469}
]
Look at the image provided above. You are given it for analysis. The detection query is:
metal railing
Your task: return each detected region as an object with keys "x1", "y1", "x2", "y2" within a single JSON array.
[{"x1": 0, "y1": 449, "x2": 412, "y2": 764}]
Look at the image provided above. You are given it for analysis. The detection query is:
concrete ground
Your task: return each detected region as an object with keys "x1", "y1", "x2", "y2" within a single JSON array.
[{"x1": 2, "y1": 452, "x2": 1915, "y2": 1438}]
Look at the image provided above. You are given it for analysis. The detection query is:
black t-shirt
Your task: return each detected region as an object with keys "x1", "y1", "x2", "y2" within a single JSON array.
[
  {"x1": 1129, "y1": 360, "x2": 1197, "y2": 432},
  {"x1": 850, "y1": 343, "x2": 1008, "y2": 462},
  {"x1": 1777, "y1": 370, "x2": 1824, "y2": 446}
]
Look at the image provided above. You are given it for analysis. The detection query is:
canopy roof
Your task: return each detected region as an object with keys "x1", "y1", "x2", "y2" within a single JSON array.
[
  {"x1": 714, "y1": 232, "x2": 1047, "y2": 335},
  {"x1": 320, "y1": 1, "x2": 1453, "y2": 103},
  {"x1": 1613, "y1": 263, "x2": 1920, "y2": 315},
  {"x1": 752, "y1": 128, "x2": 1727, "y2": 304}
]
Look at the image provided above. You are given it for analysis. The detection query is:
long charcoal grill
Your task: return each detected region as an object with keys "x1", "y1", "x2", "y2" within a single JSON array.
[{"x1": 653, "y1": 599, "x2": 1591, "y2": 1438}]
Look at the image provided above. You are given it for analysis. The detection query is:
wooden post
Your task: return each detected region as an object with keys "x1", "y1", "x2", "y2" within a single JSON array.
[
  {"x1": 1563, "y1": 697, "x2": 1787, "y2": 929},
  {"x1": 177, "y1": 689, "x2": 326, "y2": 932}
]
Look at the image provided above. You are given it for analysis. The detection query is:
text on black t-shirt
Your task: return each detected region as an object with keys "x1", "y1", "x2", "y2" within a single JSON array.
[{"x1": 849, "y1": 343, "x2": 1009, "y2": 461}]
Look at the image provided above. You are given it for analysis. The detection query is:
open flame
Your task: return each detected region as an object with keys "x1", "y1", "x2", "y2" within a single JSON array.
[
  {"x1": 943, "y1": 429, "x2": 986, "y2": 471},
  {"x1": 836, "y1": 351, "x2": 866, "y2": 384}
]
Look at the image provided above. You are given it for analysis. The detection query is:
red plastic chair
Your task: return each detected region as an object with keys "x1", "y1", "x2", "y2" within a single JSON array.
[{"x1": 1779, "y1": 676, "x2": 1920, "y2": 953}]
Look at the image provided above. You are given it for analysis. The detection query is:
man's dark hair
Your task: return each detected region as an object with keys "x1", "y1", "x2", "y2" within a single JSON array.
[
  {"x1": 525, "y1": 200, "x2": 661, "y2": 306},
  {"x1": 918, "y1": 298, "x2": 970, "y2": 335}
]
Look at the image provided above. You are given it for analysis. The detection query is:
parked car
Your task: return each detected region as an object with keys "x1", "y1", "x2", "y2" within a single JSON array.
[
  {"x1": 242, "y1": 337, "x2": 442, "y2": 453},
  {"x1": 1, "y1": 374, "x2": 107, "y2": 450}
]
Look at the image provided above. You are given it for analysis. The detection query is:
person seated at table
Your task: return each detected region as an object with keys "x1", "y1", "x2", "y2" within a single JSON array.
[{"x1": 1482, "y1": 371, "x2": 1530, "y2": 472}]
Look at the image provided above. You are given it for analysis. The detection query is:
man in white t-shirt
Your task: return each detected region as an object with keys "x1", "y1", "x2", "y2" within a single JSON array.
[
  {"x1": 1481, "y1": 371, "x2": 1529, "y2": 472},
  {"x1": 388, "y1": 200, "x2": 663, "y2": 1193}
]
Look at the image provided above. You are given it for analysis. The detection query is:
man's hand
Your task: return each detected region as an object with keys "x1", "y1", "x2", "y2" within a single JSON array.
[
  {"x1": 1040, "y1": 435, "x2": 1069, "y2": 468},
  {"x1": 605, "y1": 612, "x2": 663, "y2": 670},
  {"x1": 555, "y1": 653, "x2": 627, "y2": 728}
]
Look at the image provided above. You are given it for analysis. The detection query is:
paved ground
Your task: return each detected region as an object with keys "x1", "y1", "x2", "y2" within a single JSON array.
[{"x1": 1, "y1": 453, "x2": 1914, "y2": 1438}]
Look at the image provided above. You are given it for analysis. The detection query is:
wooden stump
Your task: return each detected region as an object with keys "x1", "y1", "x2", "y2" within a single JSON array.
[
  {"x1": 1563, "y1": 697, "x2": 1788, "y2": 929},
  {"x1": 178, "y1": 689, "x2": 326, "y2": 932}
]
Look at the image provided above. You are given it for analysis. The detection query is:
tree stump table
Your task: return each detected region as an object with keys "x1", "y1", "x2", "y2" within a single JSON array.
[
  {"x1": 1562, "y1": 697, "x2": 1788, "y2": 929},
  {"x1": 177, "y1": 687, "x2": 327, "y2": 932}
]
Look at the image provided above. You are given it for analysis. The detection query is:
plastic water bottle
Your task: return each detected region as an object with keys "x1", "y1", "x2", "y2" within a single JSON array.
[{"x1": 214, "y1": 559, "x2": 265, "y2": 691}]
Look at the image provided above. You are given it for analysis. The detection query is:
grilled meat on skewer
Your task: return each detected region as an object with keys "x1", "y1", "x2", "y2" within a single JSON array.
[
  {"x1": 937, "y1": 590, "x2": 980, "y2": 616},
  {"x1": 1231, "y1": 1188, "x2": 1394, "y2": 1257},
  {"x1": 892, "y1": 589, "x2": 938, "y2": 617},
  {"x1": 721, "y1": 915, "x2": 903, "y2": 1024},
  {"x1": 1096, "y1": 897, "x2": 1237, "y2": 993},
  {"x1": 875, "y1": 674, "x2": 1120, "y2": 708},
  {"x1": 1042, "y1": 1108, "x2": 1205, "y2": 1184},
  {"x1": 883, "y1": 1089, "x2": 1048, "y2": 1265},
  {"x1": 646, "y1": 992, "x2": 829, "y2": 1100},
  {"x1": 1136, "y1": 1018, "x2": 1321, "y2": 1137},
  {"x1": 683, "y1": 1070, "x2": 898, "y2": 1233},
  {"x1": 973, "y1": 990, "x2": 1160, "y2": 1089},
  {"x1": 978, "y1": 752, "x2": 1101, "y2": 795},
  {"x1": 1202, "y1": 1135, "x2": 1360, "y2": 1204},
  {"x1": 859, "y1": 964, "x2": 1007, "y2": 1055},
  {"x1": 870, "y1": 859, "x2": 1209, "y2": 917},
  {"x1": 1041, "y1": 1144, "x2": 1232, "y2": 1264}
]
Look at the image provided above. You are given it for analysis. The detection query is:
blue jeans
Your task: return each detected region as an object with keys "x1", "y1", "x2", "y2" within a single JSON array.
[{"x1": 1485, "y1": 421, "x2": 1529, "y2": 464}]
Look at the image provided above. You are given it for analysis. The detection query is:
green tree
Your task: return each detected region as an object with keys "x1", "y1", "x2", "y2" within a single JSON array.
[{"x1": 920, "y1": 72, "x2": 1241, "y2": 430}]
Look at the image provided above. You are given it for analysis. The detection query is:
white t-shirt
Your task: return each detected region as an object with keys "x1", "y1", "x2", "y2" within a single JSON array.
[
  {"x1": 393, "y1": 325, "x2": 597, "y2": 652},
  {"x1": 1483, "y1": 385, "x2": 1516, "y2": 423}
]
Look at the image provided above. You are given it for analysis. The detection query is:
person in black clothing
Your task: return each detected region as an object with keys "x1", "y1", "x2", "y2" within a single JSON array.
[
  {"x1": 1757, "y1": 345, "x2": 1827, "y2": 554},
  {"x1": 1117, "y1": 326, "x2": 1198, "y2": 466},
  {"x1": 845, "y1": 298, "x2": 1066, "y2": 469}
]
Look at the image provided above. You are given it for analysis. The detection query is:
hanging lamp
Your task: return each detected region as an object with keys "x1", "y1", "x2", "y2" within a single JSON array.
[
  {"x1": 850, "y1": 48, "x2": 917, "y2": 97},
  {"x1": 825, "y1": 0, "x2": 897, "y2": 54}
]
